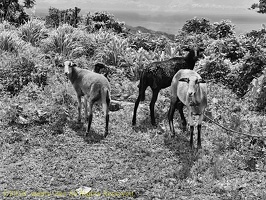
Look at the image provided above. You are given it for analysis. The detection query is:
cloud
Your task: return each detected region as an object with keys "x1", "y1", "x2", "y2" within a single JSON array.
[
  {"x1": 191, "y1": 3, "x2": 243, "y2": 9},
  {"x1": 191, "y1": 0, "x2": 257, "y2": 9},
  {"x1": 36, "y1": 0, "x2": 259, "y2": 14}
]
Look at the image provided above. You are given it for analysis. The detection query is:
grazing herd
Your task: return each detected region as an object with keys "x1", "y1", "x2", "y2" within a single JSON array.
[{"x1": 63, "y1": 47, "x2": 207, "y2": 149}]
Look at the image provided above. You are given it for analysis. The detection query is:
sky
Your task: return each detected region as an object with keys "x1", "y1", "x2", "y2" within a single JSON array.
[{"x1": 33, "y1": 0, "x2": 266, "y2": 34}]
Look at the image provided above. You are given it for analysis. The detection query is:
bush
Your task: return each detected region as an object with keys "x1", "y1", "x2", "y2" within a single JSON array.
[
  {"x1": 229, "y1": 55, "x2": 266, "y2": 97},
  {"x1": 91, "y1": 30, "x2": 130, "y2": 65},
  {"x1": 45, "y1": 7, "x2": 81, "y2": 28},
  {"x1": 101, "y1": 35, "x2": 129, "y2": 66},
  {"x1": 246, "y1": 29, "x2": 266, "y2": 38},
  {"x1": 84, "y1": 11, "x2": 125, "y2": 33},
  {"x1": 182, "y1": 17, "x2": 212, "y2": 34},
  {"x1": 200, "y1": 53, "x2": 266, "y2": 98},
  {"x1": 19, "y1": 19, "x2": 49, "y2": 46},
  {"x1": 40, "y1": 24, "x2": 84, "y2": 57},
  {"x1": 0, "y1": 31, "x2": 22, "y2": 54},
  {"x1": 0, "y1": 0, "x2": 33, "y2": 26},
  {"x1": 256, "y1": 75, "x2": 266, "y2": 111},
  {"x1": 0, "y1": 55, "x2": 48, "y2": 95},
  {"x1": 0, "y1": 21, "x2": 16, "y2": 31},
  {"x1": 223, "y1": 37, "x2": 245, "y2": 62},
  {"x1": 209, "y1": 20, "x2": 235, "y2": 39},
  {"x1": 128, "y1": 32, "x2": 170, "y2": 52},
  {"x1": 200, "y1": 58, "x2": 231, "y2": 84},
  {"x1": 1, "y1": 80, "x2": 72, "y2": 132}
]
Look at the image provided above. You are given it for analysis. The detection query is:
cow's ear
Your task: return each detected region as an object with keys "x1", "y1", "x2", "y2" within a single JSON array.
[
  {"x1": 58, "y1": 63, "x2": 64, "y2": 68},
  {"x1": 179, "y1": 78, "x2": 189, "y2": 83},
  {"x1": 70, "y1": 62, "x2": 77, "y2": 67},
  {"x1": 198, "y1": 47, "x2": 205, "y2": 52},
  {"x1": 197, "y1": 79, "x2": 206, "y2": 84},
  {"x1": 183, "y1": 47, "x2": 190, "y2": 52}
]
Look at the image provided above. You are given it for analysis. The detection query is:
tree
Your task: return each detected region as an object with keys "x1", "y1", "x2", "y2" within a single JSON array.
[
  {"x1": 250, "y1": 0, "x2": 266, "y2": 13},
  {"x1": 45, "y1": 7, "x2": 81, "y2": 28},
  {"x1": 182, "y1": 17, "x2": 212, "y2": 34},
  {"x1": 85, "y1": 11, "x2": 124, "y2": 33},
  {"x1": 23, "y1": 0, "x2": 35, "y2": 8},
  {"x1": 0, "y1": 0, "x2": 35, "y2": 25},
  {"x1": 209, "y1": 20, "x2": 235, "y2": 39}
]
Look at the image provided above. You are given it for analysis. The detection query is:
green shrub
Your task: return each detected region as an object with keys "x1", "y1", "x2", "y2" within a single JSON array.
[
  {"x1": 40, "y1": 24, "x2": 84, "y2": 57},
  {"x1": 19, "y1": 19, "x2": 49, "y2": 46},
  {"x1": 91, "y1": 30, "x2": 129, "y2": 65},
  {"x1": 209, "y1": 20, "x2": 235, "y2": 39},
  {"x1": 0, "y1": 31, "x2": 22, "y2": 54},
  {"x1": 182, "y1": 17, "x2": 212, "y2": 34},
  {"x1": 223, "y1": 37, "x2": 245, "y2": 62},
  {"x1": 120, "y1": 47, "x2": 149, "y2": 80},
  {"x1": 0, "y1": 55, "x2": 48, "y2": 95},
  {"x1": 200, "y1": 58, "x2": 231, "y2": 84},
  {"x1": 84, "y1": 11, "x2": 124, "y2": 33},
  {"x1": 45, "y1": 7, "x2": 81, "y2": 28},
  {"x1": 128, "y1": 32, "x2": 170, "y2": 52},
  {"x1": 1, "y1": 80, "x2": 72, "y2": 132},
  {"x1": 199, "y1": 34, "x2": 265, "y2": 97},
  {"x1": 0, "y1": 21, "x2": 16, "y2": 31},
  {"x1": 77, "y1": 32, "x2": 95, "y2": 58},
  {"x1": 256, "y1": 75, "x2": 266, "y2": 111},
  {"x1": 229, "y1": 55, "x2": 266, "y2": 97},
  {"x1": 102, "y1": 36, "x2": 129, "y2": 66}
]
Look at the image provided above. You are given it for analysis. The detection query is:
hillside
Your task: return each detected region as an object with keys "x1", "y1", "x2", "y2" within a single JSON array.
[
  {"x1": 0, "y1": 17, "x2": 266, "y2": 200},
  {"x1": 125, "y1": 24, "x2": 175, "y2": 40}
]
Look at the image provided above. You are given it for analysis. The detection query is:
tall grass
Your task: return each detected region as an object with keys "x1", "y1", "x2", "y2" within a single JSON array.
[
  {"x1": 102, "y1": 36, "x2": 129, "y2": 65},
  {"x1": 0, "y1": 31, "x2": 17, "y2": 53},
  {"x1": 19, "y1": 19, "x2": 49, "y2": 46},
  {"x1": 40, "y1": 24, "x2": 84, "y2": 57},
  {"x1": 90, "y1": 30, "x2": 121, "y2": 63}
]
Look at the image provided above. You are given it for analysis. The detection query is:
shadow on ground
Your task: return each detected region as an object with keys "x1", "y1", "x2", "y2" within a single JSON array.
[
  {"x1": 132, "y1": 109, "x2": 168, "y2": 132},
  {"x1": 164, "y1": 131, "x2": 200, "y2": 180},
  {"x1": 68, "y1": 120, "x2": 105, "y2": 143}
]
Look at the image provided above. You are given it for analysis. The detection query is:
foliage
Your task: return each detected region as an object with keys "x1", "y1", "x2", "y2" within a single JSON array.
[
  {"x1": 182, "y1": 17, "x2": 212, "y2": 34},
  {"x1": 210, "y1": 20, "x2": 235, "y2": 39},
  {"x1": 84, "y1": 11, "x2": 125, "y2": 33},
  {"x1": 256, "y1": 74, "x2": 266, "y2": 111},
  {"x1": 0, "y1": 20, "x2": 16, "y2": 31},
  {"x1": 45, "y1": 7, "x2": 81, "y2": 28},
  {"x1": 0, "y1": 13, "x2": 266, "y2": 199},
  {"x1": 200, "y1": 57, "x2": 231, "y2": 85},
  {"x1": 246, "y1": 28, "x2": 266, "y2": 38},
  {"x1": 229, "y1": 55, "x2": 266, "y2": 97},
  {"x1": 128, "y1": 32, "x2": 154, "y2": 51},
  {"x1": 199, "y1": 35, "x2": 266, "y2": 98},
  {"x1": 90, "y1": 30, "x2": 129, "y2": 65},
  {"x1": 19, "y1": 18, "x2": 48, "y2": 46},
  {"x1": 40, "y1": 24, "x2": 84, "y2": 57},
  {"x1": 102, "y1": 35, "x2": 129, "y2": 66},
  {"x1": 250, "y1": 0, "x2": 266, "y2": 13},
  {"x1": 0, "y1": 0, "x2": 35, "y2": 25},
  {"x1": 0, "y1": 54, "x2": 47, "y2": 95},
  {"x1": 128, "y1": 31, "x2": 170, "y2": 52},
  {"x1": 0, "y1": 30, "x2": 22, "y2": 53},
  {"x1": 223, "y1": 37, "x2": 245, "y2": 62},
  {"x1": 182, "y1": 18, "x2": 235, "y2": 40}
]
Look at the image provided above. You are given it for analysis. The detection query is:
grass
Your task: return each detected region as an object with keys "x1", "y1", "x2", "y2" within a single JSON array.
[
  {"x1": 1, "y1": 80, "x2": 266, "y2": 199},
  {"x1": 0, "y1": 20, "x2": 265, "y2": 200}
]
